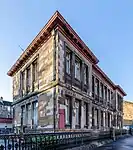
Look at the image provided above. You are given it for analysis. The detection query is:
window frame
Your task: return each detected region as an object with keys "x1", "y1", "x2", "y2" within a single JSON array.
[
  {"x1": 75, "y1": 56, "x2": 81, "y2": 81},
  {"x1": 65, "y1": 48, "x2": 71, "y2": 75}
]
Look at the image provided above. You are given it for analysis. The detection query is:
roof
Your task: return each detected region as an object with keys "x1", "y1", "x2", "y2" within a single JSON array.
[
  {"x1": 93, "y1": 65, "x2": 126, "y2": 96},
  {"x1": 7, "y1": 11, "x2": 99, "y2": 77},
  {"x1": 0, "y1": 100, "x2": 12, "y2": 106},
  {"x1": 115, "y1": 85, "x2": 127, "y2": 96},
  {"x1": 3, "y1": 101, "x2": 12, "y2": 106}
]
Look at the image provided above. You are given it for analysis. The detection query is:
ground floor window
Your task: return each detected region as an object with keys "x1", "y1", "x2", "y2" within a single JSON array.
[
  {"x1": 33, "y1": 102, "x2": 38, "y2": 126},
  {"x1": 101, "y1": 110, "x2": 104, "y2": 127},
  {"x1": 108, "y1": 112, "x2": 110, "y2": 127},
  {"x1": 27, "y1": 104, "x2": 31, "y2": 125},
  {"x1": 84, "y1": 102, "x2": 88, "y2": 127},
  {"x1": 75, "y1": 100, "x2": 80, "y2": 127},
  {"x1": 92, "y1": 107, "x2": 95, "y2": 127},
  {"x1": 22, "y1": 106, "x2": 26, "y2": 125}
]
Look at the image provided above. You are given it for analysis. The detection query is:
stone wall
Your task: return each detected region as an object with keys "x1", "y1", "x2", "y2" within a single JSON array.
[
  {"x1": 123, "y1": 101, "x2": 133, "y2": 125},
  {"x1": 12, "y1": 34, "x2": 55, "y2": 101}
]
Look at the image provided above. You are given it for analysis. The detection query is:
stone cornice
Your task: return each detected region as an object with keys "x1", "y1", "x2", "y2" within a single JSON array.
[
  {"x1": 7, "y1": 11, "x2": 98, "y2": 77},
  {"x1": 92, "y1": 64, "x2": 126, "y2": 96}
]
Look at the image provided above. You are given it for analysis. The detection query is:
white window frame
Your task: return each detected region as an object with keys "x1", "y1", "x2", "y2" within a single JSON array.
[
  {"x1": 75, "y1": 58, "x2": 81, "y2": 81},
  {"x1": 75, "y1": 101, "x2": 79, "y2": 125}
]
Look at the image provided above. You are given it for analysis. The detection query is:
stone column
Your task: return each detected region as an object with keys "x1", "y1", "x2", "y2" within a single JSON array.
[
  {"x1": 25, "y1": 70, "x2": 27, "y2": 94},
  {"x1": 81, "y1": 62, "x2": 84, "y2": 91},
  {"x1": 87, "y1": 65, "x2": 90, "y2": 94},
  {"x1": 94, "y1": 76, "x2": 96, "y2": 97},
  {"x1": 94, "y1": 107, "x2": 97, "y2": 128},
  {"x1": 106, "y1": 111, "x2": 108, "y2": 129},
  {"x1": 31, "y1": 64, "x2": 34, "y2": 92},
  {"x1": 103, "y1": 111, "x2": 106, "y2": 130},
  {"x1": 81, "y1": 100, "x2": 84, "y2": 129},
  {"x1": 25, "y1": 104, "x2": 27, "y2": 126},
  {"x1": 31, "y1": 102, "x2": 33, "y2": 129},
  {"x1": 72, "y1": 52, "x2": 75, "y2": 86},
  {"x1": 72, "y1": 97, "x2": 76, "y2": 129},
  {"x1": 88, "y1": 101, "x2": 92, "y2": 129}
]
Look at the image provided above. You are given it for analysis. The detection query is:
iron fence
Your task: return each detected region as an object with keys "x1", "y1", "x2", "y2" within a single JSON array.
[{"x1": 0, "y1": 129, "x2": 128, "y2": 150}]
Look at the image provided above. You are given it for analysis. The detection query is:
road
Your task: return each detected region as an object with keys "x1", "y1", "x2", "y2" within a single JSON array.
[{"x1": 94, "y1": 136, "x2": 133, "y2": 150}]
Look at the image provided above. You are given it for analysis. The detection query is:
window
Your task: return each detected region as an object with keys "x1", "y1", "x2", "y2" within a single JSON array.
[
  {"x1": 75, "y1": 101, "x2": 80, "y2": 125},
  {"x1": 65, "y1": 98, "x2": 70, "y2": 124},
  {"x1": 22, "y1": 71, "x2": 25, "y2": 91},
  {"x1": 100, "y1": 83, "x2": 103, "y2": 98},
  {"x1": 27, "y1": 104, "x2": 31, "y2": 125},
  {"x1": 108, "y1": 89, "x2": 110, "y2": 101},
  {"x1": 22, "y1": 106, "x2": 26, "y2": 125},
  {"x1": 108, "y1": 113, "x2": 110, "y2": 127},
  {"x1": 33, "y1": 102, "x2": 38, "y2": 125},
  {"x1": 33, "y1": 60, "x2": 38, "y2": 83},
  {"x1": 92, "y1": 75, "x2": 95, "y2": 97},
  {"x1": 66, "y1": 51, "x2": 71, "y2": 74},
  {"x1": 111, "y1": 91, "x2": 113, "y2": 101},
  {"x1": 92, "y1": 107, "x2": 95, "y2": 127},
  {"x1": 75, "y1": 57, "x2": 81, "y2": 80},
  {"x1": 27, "y1": 67, "x2": 31, "y2": 92},
  {"x1": 84, "y1": 65, "x2": 88, "y2": 85},
  {"x1": 84, "y1": 103, "x2": 88, "y2": 126},
  {"x1": 95, "y1": 78, "x2": 99, "y2": 96},
  {"x1": 101, "y1": 111, "x2": 103, "y2": 126},
  {"x1": 104, "y1": 86, "x2": 107, "y2": 100}
]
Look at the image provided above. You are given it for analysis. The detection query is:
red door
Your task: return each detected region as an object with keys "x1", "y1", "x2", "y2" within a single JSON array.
[{"x1": 59, "y1": 109, "x2": 65, "y2": 129}]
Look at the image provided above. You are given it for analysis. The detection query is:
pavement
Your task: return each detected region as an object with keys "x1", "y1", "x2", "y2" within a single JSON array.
[{"x1": 94, "y1": 136, "x2": 133, "y2": 150}]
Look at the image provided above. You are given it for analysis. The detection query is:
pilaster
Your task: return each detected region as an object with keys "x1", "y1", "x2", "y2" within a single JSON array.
[
  {"x1": 88, "y1": 101, "x2": 92, "y2": 129},
  {"x1": 98, "y1": 109, "x2": 101, "y2": 129},
  {"x1": 72, "y1": 97, "x2": 76, "y2": 129},
  {"x1": 81, "y1": 100, "x2": 84, "y2": 129}
]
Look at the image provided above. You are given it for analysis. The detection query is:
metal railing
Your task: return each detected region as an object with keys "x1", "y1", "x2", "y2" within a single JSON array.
[{"x1": 0, "y1": 129, "x2": 128, "y2": 150}]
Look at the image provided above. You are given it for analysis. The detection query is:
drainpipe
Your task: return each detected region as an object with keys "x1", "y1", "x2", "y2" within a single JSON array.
[{"x1": 52, "y1": 29, "x2": 56, "y2": 132}]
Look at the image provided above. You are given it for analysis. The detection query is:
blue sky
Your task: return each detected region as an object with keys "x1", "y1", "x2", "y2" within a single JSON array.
[{"x1": 0, "y1": 0, "x2": 133, "y2": 101}]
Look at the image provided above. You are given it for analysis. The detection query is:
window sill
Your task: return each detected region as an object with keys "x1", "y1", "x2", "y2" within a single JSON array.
[
  {"x1": 75, "y1": 78, "x2": 81, "y2": 82},
  {"x1": 66, "y1": 73, "x2": 71, "y2": 77}
]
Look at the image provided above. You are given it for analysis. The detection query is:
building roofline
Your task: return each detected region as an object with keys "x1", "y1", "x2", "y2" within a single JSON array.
[
  {"x1": 93, "y1": 64, "x2": 115, "y2": 88},
  {"x1": 7, "y1": 11, "x2": 99, "y2": 77},
  {"x1": 124, "y1": 100, "x2": 133, "y2": 104},
  {"x1": 93, "y1": 65, "x2": 126, "y2": 96},
  {"x1": 115, "y1": 85, "x2": 127, "y2": 96}
]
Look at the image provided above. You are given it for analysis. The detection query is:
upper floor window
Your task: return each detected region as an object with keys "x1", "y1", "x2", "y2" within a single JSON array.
[
  {"x1": 84, "y1": 64, "x2": 88, "y2": 85},
  {"x1": 27, "y1": 67, "x2": 31, "y2": 92},
  {"x1": 108, "y1": 89, "x2": 110, "y2": 101},
  {"x1": 111, "y1": 91, "x2": 113, "y2": 100},
  {"x1": 75, "y1": 57, "x2": 81, "y2": 81},
  {"x1": 100, "y1": 83, "x2": 104, "y2": 98},
  {"x1": 104, "y1": 86, "x2": 107, "y2": 100},
  {"x1": 66, "y1": 50, "x2": 71, "y2": 74},
  {"x1": 22, "y1": 71, "x2": 25, "y2": 91},
  {"x1": 95, "y1": 78, "x2": 99, "y2": 96},
  {"x1": 33, "y1": 60, "x2": 38, "y2": 83},
  {"x1": 92, "y1": 75, "x2": 95, "y2": 97}
]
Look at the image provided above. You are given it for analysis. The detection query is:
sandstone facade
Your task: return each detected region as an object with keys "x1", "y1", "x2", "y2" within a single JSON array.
[{"x1": 7, "y1": 11, "x2": 126, "y2": 132}]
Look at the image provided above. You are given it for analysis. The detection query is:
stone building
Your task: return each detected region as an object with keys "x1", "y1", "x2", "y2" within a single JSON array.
[
  {"x1": 7, "y1": 11, "x2": 126, "y2": 132},
  {"x1": 0, "y1": 97, "x2": 13, "y2": 133},
  {"x1": 123, "y1": 101, "x2": 133, "y2": 127}
]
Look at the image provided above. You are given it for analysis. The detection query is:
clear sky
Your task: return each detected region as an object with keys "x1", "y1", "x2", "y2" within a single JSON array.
[{"x1": 0, "y1": 0, "x2": 133, "y2": 101}]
